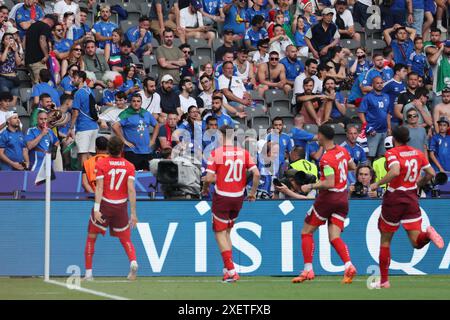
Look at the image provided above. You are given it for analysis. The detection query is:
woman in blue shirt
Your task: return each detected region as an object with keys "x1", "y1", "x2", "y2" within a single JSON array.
[
  {"x1": 349, "y1": 47, "x2": 373, "y2": 77},
  {"x1": 119, "y1": 65, "x2": 143, "y2": 100},
  {"x1": 60, "y1": 64, "x2": 79, "y2": 94}
]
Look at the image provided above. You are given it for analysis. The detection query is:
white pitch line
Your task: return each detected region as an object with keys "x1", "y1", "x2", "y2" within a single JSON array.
[{"x1": 45, "y1": 279, "x2": 129, "y2": 300}]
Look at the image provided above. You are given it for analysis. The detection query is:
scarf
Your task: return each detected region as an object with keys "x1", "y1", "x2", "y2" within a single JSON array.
[
  {"x1": 118, "y1": 106, "x2": 147, "y2": 120},
  {"x1": 436, "y1": 54, "x2": 450, "y2": 95},
  {"x1": 30, "y1": 5, "x2": 36, "y2": 20},
  {"x1": 165, "y1": 123, "x2": 173, "y2": 147}
]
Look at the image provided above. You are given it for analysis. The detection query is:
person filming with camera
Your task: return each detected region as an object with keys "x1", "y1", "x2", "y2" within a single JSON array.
[
  {"x1": 273, "y1": 168, "x2": 317, "y2": 200},
  {"x1": 349, "y1": 164, "x2": 381, "y2": 199}
]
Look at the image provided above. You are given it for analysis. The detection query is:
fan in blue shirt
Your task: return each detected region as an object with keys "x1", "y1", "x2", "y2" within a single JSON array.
[
  {"x1": 290, "y1": 126, "x2": 316, "y2": 148},
  {"x1": 382, "y1": 63, "x2": 408, "y2": 127},
  {"x1": 205, "y1": 96, "x2": 234, "y2": 127},
  {"x1": 361, "y1": 54, "x2": 394, "y2": 93},
  {"x1": 246, "y1": 4, "x2": 269, "y2": 23},
  {"x1": 223, "y1": 2, "x2": 247, "y2": 36},
  {"x1": 340, "y1": 126, "x2": 367, "y2": 166},
  {"x1": 358, "y1": 80, "x2": 390, "y2": 134},
  {"x1": 15, "y1": 3, "x2": 44, "y2": 38},
  {"x1": 72, "y1": 85, "x2": 99, "y2": 132},
  {"x1": 92, "y1": 8, "x2": 118, "y2": 50},
  {"x1": 0, "y1": 114, "x2": 27, "y2": 171},
  {"x1": 267, "y1": 117, "x2": 294, "y2": 167},
  {"x1": 31, "y1": 82, "x2": 61, "y2": 107},
  {"x1": 429, "y1": 120, "x2": 450, "y2": 172},
  {"x1": 125, "y1": 19, "x2": 153, "y2": 58},
  {"x1": 280, "y1": 51, "x2": 304, "y2": 82},
  {"x1": 384, "y1": 25, "x2": 416, "y2": 66}
]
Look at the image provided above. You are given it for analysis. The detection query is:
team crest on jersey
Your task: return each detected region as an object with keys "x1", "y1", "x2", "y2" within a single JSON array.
[{"x1": 137, "y1": 120, "x2": 146, "y2": 137}]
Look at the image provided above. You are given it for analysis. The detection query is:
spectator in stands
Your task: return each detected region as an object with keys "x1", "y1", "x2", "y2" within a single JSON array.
[
  {"x1": 53, "y1": 0, "x2": 79, "y2": 22},
  {"x1": 51, "y1": 23, "x2": 72, "y2": 61},
  {"x1": 305, "y1": 8, "x2": 340, "y2": 62},
  {"x1": 381, "y1": 0, "x2": 408, "y2": 29},
  {"x1": 429, "y1": 116, "x2": 450, "y2": 172},
  {"x1": 428, "y1": 40, "x2": 450, "y2": 107},
  {"x1": 325, "y1": 46, "x2": 349, "y2": 90},
  {"x1": 246, "y1": 0, "x2": 269, "y2": 26},
  {"x1": 403, "y1": 108, "x2": 428, "y2": 154},
  {"x1": 198, "y1": 74, "x2": 214, "y2": 110},
  {"x1": 349, "y1": 164, "x2": 379, "y2": 199},
  {"x1": 101, "y1": 72, "x2": 119, "y2": 107},
  {"x1": 244, "y1": 14, "x2": 268, "y2": 52},
  {"x1": 393, "y1": 71, "x2": 420, "y2": 123},
  {"x1": 268, "y1": 24, "x2": 293, "y2": 59},
  {"x1": 234, "y1": 48, "x2": 257, "y2": 90},
  {"x1": 112, "y1": 93, "x2": 159, "y2": 170},
  {"x1": 214, "y1": 49, "x2": 236, "y2": 80},
  {"x1": 257, "y1": 50, "x2": 288, "y2": 96},
  {"x1": 180, "y1": 0, "x2": 215, "y2": 47},
  {"x1": 0, "y1": 112, "x2": 29, "y2": 171},
  {"x1": 60, "y1": 63, "x2": 79, "y2": 94},
  {"x1": 223, "y1": 0, "x2": 247, "y2": 39},
  {"x1": 0, "y1": 6, "x2": 9, "y2": 40},
  {"x1": 25, "y1": 14, "x2": 57, "y2": 84},
  {"x1": 26, "y1": 110, "x2": 59, "y2": 171},
  {"x1": 352, "y1": 0, "x2": 371, "y2": 29},
  {"x1": 92, "y1": 4, "x2": 118, "y2": 52},
  {"x1": 0, "y1": 32, "x2": 23, "y2": 107},
  {"x1": 267, "y1": 116, "x2": 294, "y2": 169},
  {"x1": 383, "y1": 25, "x2": 416, "y2": 66},
  {"x1": 358, "y1": 76, "x2": 390, "y2": 162},
  {"x1": 280, "y1": 45, "x2": 303, "y2": 91},
  {"x1": 157, "y1": 74, "x2": 181, "y2": 115},
  {"x1": 360, "y1": 53, "x2": 394, "y2": 94},
  {"x1": 383, "y1": 63, "x2": 408, "y2": 129},
  {"x1": 179, "y1": 43, "x2": 195, "y2": 79},
  {"x1": 138, "y1": 77, "x2": 161, "y2": 120},
  {"x1": 30, "y1": 93, "x2": 54, "y2": 127},
  {"x1": 157, "y1": 111, "x2": 179, "y2": 150},
  {"x1": 175, "y1": 105, "x2": 202, "y2": 153},
  {"x1": 83, "y1": 40, "x2": 109, "y2": 85},
  {"x1": 293, "y1": 16, "x2": 308, "y2": 57},
  {"x1": 402, "y1": 87, "x2": 433, "y2": 127},
  {"x1": 104, "y1": 28, "x2": 123, "y2": 71},
  {"x1": 292, "y1": 58, "x2": 320, "y2": 105},
  {"x1": 321, "y1": 76, "x2": 348, "y2": 126},
  {"x1": 349, "y1": 47, "x2": 372, "y2": 77},
  {"x1": 198, "y1": 62, "x2": 214, "y2": 87},
  {"x1": 119, "y1": 64, "x2": 143, "y2": 100},
  {"x1": 433, "y1": 87, "x2": 450, "y2": 130},
  {"x1": 288, "y1": 146, "x2": 318, "y2": 180},
  {"x1": 68, "y1": 71, "x2": 99, "y2": 166},
  {"x1": 424, "y1": 27, "x2": 442, "y2": 55},
  {"x1": 15, "y1": 0, "x2": 45, "y2": 39},
  {"x1": 298, "y1": 77, "x2": 331, "y2": 125},
  {"x1": 126, "y1": 16, "x2": 153, "y2": 59},
  {"x1": 290, "y1": 114, "x2": 317, "y2": 148},
  {"x1": 273, "y1": 167, "x2": 316, "y2": 199},
  {"x1": 408, "y1": 37, "x2": 427, "y2": 79},
  {"x1": 252, "y1": 38, "x2": 270, "y2": 65},
  {"x1": 332, "y1": 0, "x2": 360, "y2": 42},
  {"x1": 149, "y1": 0, "x2": 185, "y2": 43},
  {"x1": 117, "y1": 40, "x2": 136, "y2": 73},
  {"x1": 201, "y1": 0, "x2": 225, "y2": 25},
  {"x1": 218, "y1": 61, "x2": 251, "y2": 109},
  {"x1": 99, "y1": 91, "x2": 127, "y2": 131},
  {"x1": 31, "y1": 69, "x2": 61, "y2": 108},
  {"x1": 0, "y1": 92, "x2": 12, "y2": 132},
  {"x1": 207, "y1": 94, "x2": 233, "y2": 127},
  {"x1": 72, "y1": 7, "x2": 92, "y2": 43},
  {"x1": 178, "y1": 78, "x2": 198, "y2": 115},
  {"x1": 341, "y1": 125, "x2": 367, "y2": 166},
  {"x1": 60, "y1": 43, "x2": 85, "y2": 79},
  {"x1": 81, "y1": 136, "x2": 108, "y2": 193},
  {"x1": 156, "y1": 28, "x2": 186, "y2": 86},
  {"x1": 295, "y1": 0, "x2": 317, "y2": 33},
  {"x1": 214, "y1": 29, "x2": 238, "y2": 63}
]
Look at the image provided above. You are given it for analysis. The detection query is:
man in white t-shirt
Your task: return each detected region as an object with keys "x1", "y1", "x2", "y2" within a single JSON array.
[
  {"x1": 292, "y1": 58, "x2": 322, "y2": 104},
  {"x1": 139, "y1": 77, "x2": 161, "y2": 120},
  {"x1": 0, "y1": 92, "x2": 13, "y2": 133},
  {"x1": 218, "y1": 61, "x2": 252, "y2": 109},
  {"x1": 54, "y1": 0, "x2": 80, "y2": 22},
  {"x1": 99, "y1": 92, "x2": 127, "y2": 132},
  {"x1": 180, "y1": 0, "x2": 215, "y2": 47},
  {"x1": 332, "y1": 0, "x2": 360, "y2": 42},
  {"x1": 178, "y1": 78, "x2": 198, "y2": 114}
]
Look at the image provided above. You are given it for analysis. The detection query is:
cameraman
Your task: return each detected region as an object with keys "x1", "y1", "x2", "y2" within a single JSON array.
[
  {"x1": 273, "y1": 169, "x2": 316, "y2": 200},
  {"x1": 349, "y1": 164, "x2": 380, "y2": 198}
]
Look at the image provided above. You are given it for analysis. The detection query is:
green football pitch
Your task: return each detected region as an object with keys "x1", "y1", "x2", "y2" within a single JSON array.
[{"x1": 1, "y1": 275, "x2": 450, "y2": 300}]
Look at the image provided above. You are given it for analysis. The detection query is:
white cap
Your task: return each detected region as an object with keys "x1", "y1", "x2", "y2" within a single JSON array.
[
  {"x1": 384, "y1": 136, "x2": 394, "y2": 149},
  {"x1": 322, "y1": 8, "x2": 334, "y2": 15},
  {"x1": 160, "y1": 74, "x2": 174, "y2": 83},
  {"x1": 4, "y1": 22, "x2": 18, "y2": 34},
  {"x1": 6, "y1": 111, "x2": 18, "y2": 121}
]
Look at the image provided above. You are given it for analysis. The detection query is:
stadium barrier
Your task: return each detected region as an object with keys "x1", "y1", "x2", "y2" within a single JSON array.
[{"x1": 0, "y1": 199, "x2": 449, "y2": 277}]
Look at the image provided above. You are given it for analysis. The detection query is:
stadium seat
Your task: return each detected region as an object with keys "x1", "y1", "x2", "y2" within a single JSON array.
[
  {"x1": 353, "y1": 22, "x2": 364, "y2": 33},
  {"x1": 93, "y1": 89, "x2": 104, "y2": 104},
  {"x1": 249, "y1": 90, "x2": 265, "y2": 104},
  {"x1": 233, "y1": 122, "x2": 249, "y2": 131},
  {"x1": 366, "y1": 39, "x2": 387, "y2": 54},
  {"x1": 11, "y1": 105, "x2": 28, "y2": 117},
  {"x1": 245, "y1": 106, "x2": 267, "y2": 118},
  {"x1": 269, "y1": 101, "x2": 292, "y2": 118},
  {"x1": 232, "y1": 116, "x2": 246, "y2": 126},
  {"x1": 365, "y1": 27, "x2": 383, "y2": 40},
  {"x1": 345, "y1": 107, "x2": 359, "y2": 120},
  {"x1": 328, "y1": 124, "x2": 346, "y2": 135},
  {"x1": 195, "y1": 47, "x2": 214, "y2": 62},
  {"x1": 187, "y1": 38, "x2": 208, "y2": 50},
  {"x1": 173, "y1": 38, "x2": 183, "y2": 48},
  {"x1": 340, "y1": 39, "x2": 360, "y2": 51},
  {"x1": 264, "y1": 89, "x2": 289, "y2": 106},
  {"x1": 120, "y1": 20, "x2": 134, "y2": 32},
  {"x1": 143, "y1": 55, "x2": 157, "y2": 73},
  {"x1": 151, "y1": 38, "x2": 159, "y2": 48},
  {"x1": 281, "y1": 116, "x2": 294, "y2": 133},
  {"x1": 334, "y1": 134, "x2": 347, "y2": 145},
  {"x1": 212, "y1": 38, "x2": 224, "y2": 51},
  {"x1": 250, "y1": 116, "x2": 271, "y2": 131},
  {"x1": 304, "y1": 124, "x2": 318, "y2": 134},
  {"x1": 19, "y1": 116, "x2": 30, "y2": 132},
  {"x1": 191, "y1": 56, "x2": 210, "y2": 69},
  {"x1": 140, "y1": 2, "x2": 152, "y2": 16},
  {"x1": 122, "y1": 2, "x2": 140, "y2": 21},
  {"x1": 101, "y1": 0, "x2": 122, "y2": 6},
  {"x1": 19, "y1": 88, "x2": 32, "y2": 113}
]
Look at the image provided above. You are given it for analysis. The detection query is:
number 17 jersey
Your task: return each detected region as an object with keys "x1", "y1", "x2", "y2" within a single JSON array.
[
  {"x1": 95, "y1": 156, "x2": 136, "y2": 204},
  {"x1": 206, "y1": 145, "x2": 257, "y2": 197}
]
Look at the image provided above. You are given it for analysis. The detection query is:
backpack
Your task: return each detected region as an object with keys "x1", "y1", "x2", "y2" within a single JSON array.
[{"x1": 88, "y1": 92, "x2": 99, "y2": 121}]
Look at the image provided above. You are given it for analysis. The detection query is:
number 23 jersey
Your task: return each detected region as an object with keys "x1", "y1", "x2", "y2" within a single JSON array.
[
  {"x1": 95, "y1": 156, "x2": 136, "y2": 203},
  {"x1": 319, "y1": 145, "x2": 352, "y2": 192},
  {"x1": 385, "y1": 145, "x2": 430, "y2": 191},
  {"x1": 206, "y1": 145, "x2": 257, "y2": 197}
]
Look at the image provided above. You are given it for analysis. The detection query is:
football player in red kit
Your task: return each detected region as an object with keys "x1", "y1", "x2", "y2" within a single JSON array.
[
  {"x1": 292, "y1": 125, "x2": 357, "y2": 284},
  {"x1": 84, "y1": 136, "x2": 139, "y2": 281},
  {"x1": 202, "y1": 125, "x2": 260, "y2": 282},
  {"x1": 370, "y1": 126, "x2": 444, "y2": 288}
]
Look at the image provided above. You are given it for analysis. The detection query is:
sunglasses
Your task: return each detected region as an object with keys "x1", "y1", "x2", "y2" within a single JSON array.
[
  {"x1": 407, "y1": 114, "x2": 418, "y2": 118},
  {"x1": 56, "y1": 29, "x2": 64, "y2": 32},
  {"x1": 73, "y1": 48, "x2": 82, "y2": 51},
  {"x1": 270, "y1": 57, "x2": 279, "y2": 61},
  {"x1": 261, "y1": 46, "x2": 269, "y2": 49},
  {"x1": 183, "y1": 50, "x2": 191, "y2": 54}
]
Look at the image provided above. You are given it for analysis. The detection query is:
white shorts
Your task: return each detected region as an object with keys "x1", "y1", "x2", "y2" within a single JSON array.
[{"x1": 75, "y1": 129, "x2": 98, "y2": 153}]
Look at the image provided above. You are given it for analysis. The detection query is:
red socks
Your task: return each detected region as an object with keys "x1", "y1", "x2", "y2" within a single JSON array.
[
  {"x1": 221, "y1": 250, "x2": 234, "y2": 271},
  {"x1": 330, "y1": 238, "x2": 351, "y2": 264},
  {"x1": 119, "y1": 237, "x2": 137, "y2": 262},
  {"x1": 415, "y1": 231, "x2": 430, "y2": 249},
  {"x1": 301, "y1": 234, "x2": 314, "y2": 264},
  {"x1": 379, "y1": 246, "x2": 391, "y2": 283},
  {"x1": 84, "y1": 236, "x2": 97, "y2": 269}
]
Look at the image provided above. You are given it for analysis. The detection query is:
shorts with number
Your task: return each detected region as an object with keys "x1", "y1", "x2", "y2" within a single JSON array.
[
  {"x1": 88, "y1": 201, "x2": 130, "y2": 238},
  {"x1": 305, "y1": 190, "x2": 349, "y2": 230},
  {"x1": 75, "y1": 129, "x2": 98, "y2": 154},
  {"x1": 379, "y1": 190, "x2": 422, "y2": 233},
  {"x1": 211, "y1": 192, "x2": 244, "y2": 232}
]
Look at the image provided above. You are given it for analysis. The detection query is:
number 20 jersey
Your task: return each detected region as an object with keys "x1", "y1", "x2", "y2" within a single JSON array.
[
  {"x1": 95, "y1": 156, "x2": 136, "y2": 204},
  {"x1": 206, "y1": 145, "x2": 257, "y2": 197},
  {"x1": 385, "y1": 145, "x2": 430, "y2": 192},
  {"x1": 319, "y1": 145, "x2": 352, "y2": 192}
]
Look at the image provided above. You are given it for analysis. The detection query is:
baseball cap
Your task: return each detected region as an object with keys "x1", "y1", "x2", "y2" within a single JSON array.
[
  {"x1": 190, "y1": 0, "x2": 202, "y2": 10},
  {"x1": 437, "y1": 116, "x2": 450, "y2": 125},
  {"x1": 224, "y1": 29, "x2": 235, "y2": 35},
  {"x1": 335, "y1": 0, "x2": 347, "y2": 5},
  {"x1": 444, "y1": 40, "x2": 450, "y2": 47},
  {"x1": 161, "y1": 74, "x2": 174, "y2": 83},
  {"x1": 322, "y1": 8, "x2": 335, "y2": 15},
  {"x1": 5, "y1": 111, "x2": 17, "y2": 122},
  {"x1": 384, "y1": 136, "x2": 394, "y2": 149},
  {"x1": 442, "y1": 86, "x2": 450, "y2": 93}
]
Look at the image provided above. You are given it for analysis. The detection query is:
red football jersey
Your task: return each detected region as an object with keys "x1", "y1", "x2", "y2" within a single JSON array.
[
  {"x1": 206, "y1": 145, "x2": 257, "y2": 197},
  {"x1": 385, "y1": 145, "x2": 430, "y2": 191},
  {"x1": 95, "y1": 156, "x2": 136, "y2": 203},
  {"x1": 319, "y1": 145, "x2": 352, "y2": 192}
]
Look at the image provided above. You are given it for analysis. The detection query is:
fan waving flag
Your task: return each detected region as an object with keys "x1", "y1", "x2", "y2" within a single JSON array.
[{"x1": 35, "y1": 154, "x2": 56, "y2": 186}]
